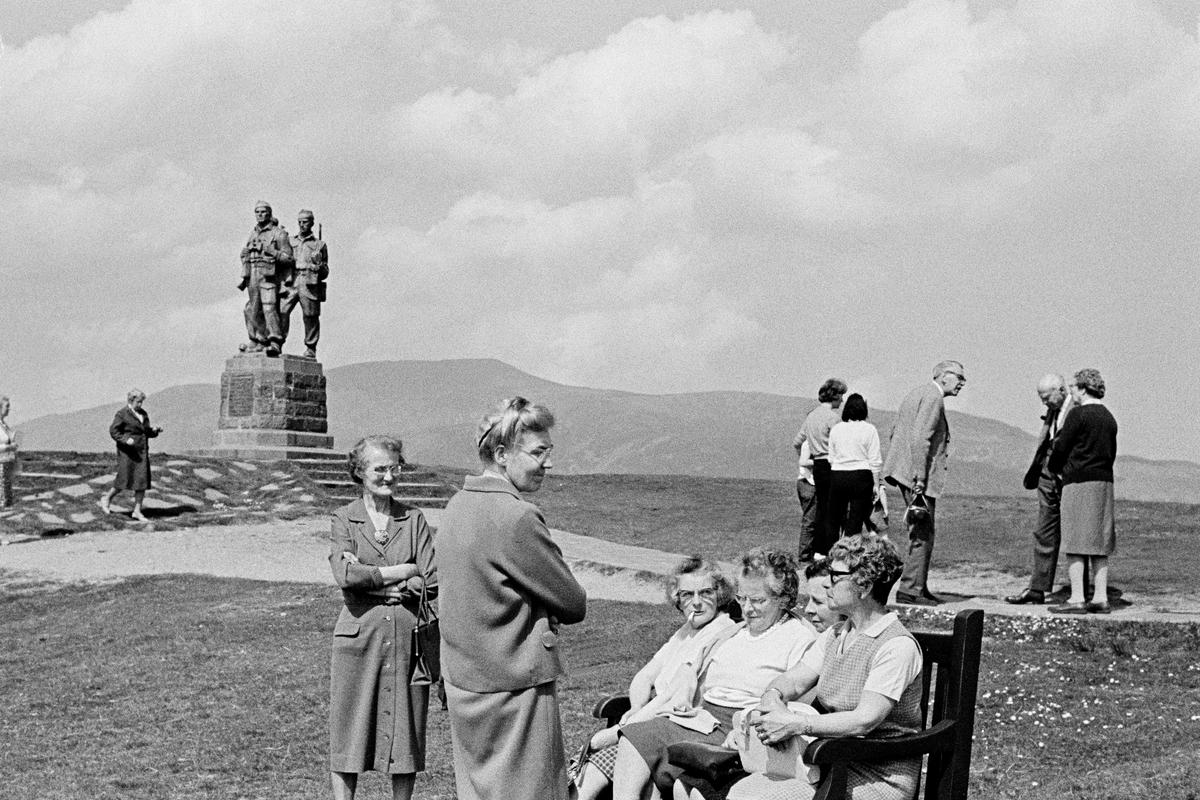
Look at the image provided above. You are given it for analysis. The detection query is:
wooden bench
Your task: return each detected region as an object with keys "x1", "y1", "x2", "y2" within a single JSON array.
[{"x1": 594, "y1": 609, "x2": 984, "y2": 800}]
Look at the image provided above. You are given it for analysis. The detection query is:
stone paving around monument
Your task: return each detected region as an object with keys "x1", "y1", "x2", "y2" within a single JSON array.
[{"x1": 0, "y1": 452, "x2": 331, "y2": 542}]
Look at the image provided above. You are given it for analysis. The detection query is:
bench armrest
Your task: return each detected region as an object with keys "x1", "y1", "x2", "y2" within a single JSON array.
[{"x1": 805, "y1": 720, "x2": 957, "y2": 763}]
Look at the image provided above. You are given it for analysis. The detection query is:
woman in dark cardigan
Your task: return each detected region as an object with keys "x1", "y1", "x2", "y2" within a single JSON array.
[
  {"x1": 100, "y1": 389, "x2": 162, "y2": 521},
  {"x1": 1048, "y1": 368, "x2": 1118, "y2": 615},
  {"x1": 328, "y1": 435, "x2": 436, "y2": 800}
]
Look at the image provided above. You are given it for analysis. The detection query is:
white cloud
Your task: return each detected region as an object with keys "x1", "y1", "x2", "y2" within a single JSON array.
[{"x1": 1, "y1": 0, "x2": 1199, "y2": 462}]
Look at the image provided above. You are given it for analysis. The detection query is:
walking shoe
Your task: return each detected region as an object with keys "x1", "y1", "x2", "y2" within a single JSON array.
[
  {"x1": 1048, "y1": 602, "x2": 1087, "y2": 614},
  {"x1": 921, "y1": 590, "x2": 944, "y2": 604},
  {"x1": 304, "y1": 348, "x2": 317, "y2": 359},
  {"x1": 1005, "y1": 589, "x2": 1045, "y2": 605},
  {"x1": 98, "y1": 499, "x2": 111, "y2": 515},
  {"x1": 1085, "y1": 601, "x2": 1111, "y2": 614},
  {"x1": 265, "y1": 343, "x2": 281, "y2": 357},
  {"x1": 895, "y1": 592, "x2": 939, "y2": 607},
  {"x1": 131, "y1": 510, "x2": 149, "y2": 522}
]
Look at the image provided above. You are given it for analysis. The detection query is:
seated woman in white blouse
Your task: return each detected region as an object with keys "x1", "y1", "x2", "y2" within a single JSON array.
[
  {"x1": 825, "y1": 394, "x2": 882, "y2": 538},
  {"x1": 572, "y1": 555, "x2": 739, "y2": 800},
  {"x1": 612, "y1": 549, "x2": 818, "y2": 800},
  {"x1": 708, "y1": 534, "x2": 922, "y2": 800}
]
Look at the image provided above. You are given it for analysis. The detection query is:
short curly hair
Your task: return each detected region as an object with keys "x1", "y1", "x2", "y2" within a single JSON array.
[
  {"x1": 827, "y1": 534, "x2": 903, "y2": 605},
  {"x1": 346, "y1": 435, "x2": 405, "y2": 485},
  {"x1": 817, "y1": 379, "x2": 848, "y2": 404},
  {"x1": 738, "y1": 548, "x2": 800, "y2": 610},
  {"x1": 666, "y1": 555, "x2": 734, "y2": 612},
  {"x1": 1073, "y1": 368, "x2": 1105, "y2": 399}
]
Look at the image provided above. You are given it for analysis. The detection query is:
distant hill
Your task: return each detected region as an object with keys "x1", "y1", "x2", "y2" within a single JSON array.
[{"x1": 17, "y1": 358, "x2": 1200, "y2": 504}]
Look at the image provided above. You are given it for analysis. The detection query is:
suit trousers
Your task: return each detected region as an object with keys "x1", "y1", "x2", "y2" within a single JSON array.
[
  {"x1": 1029, "y1": 472, "x2": 1062, "y2": 593},
  {"x1": 897, "y1": 486, "x2": 937, "y2": 596},
  {"x1": 795, "y1": 479, "x2": 818, "y2": 561}
]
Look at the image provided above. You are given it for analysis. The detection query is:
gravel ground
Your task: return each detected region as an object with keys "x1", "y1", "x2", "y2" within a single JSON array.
[{"x1": 2, "y1": 514, "x2": 1198, "y2": 621}]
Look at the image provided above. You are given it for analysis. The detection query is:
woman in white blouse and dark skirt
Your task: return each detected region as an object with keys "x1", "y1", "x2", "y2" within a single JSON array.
[{"x1": 825, "y1": 394, "x2": 882, "y2": 539}]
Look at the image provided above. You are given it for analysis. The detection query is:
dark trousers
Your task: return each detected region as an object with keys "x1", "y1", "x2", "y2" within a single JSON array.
[
  {"x1": 1029, "y1": 471, "x2": 1062, "y2": 593},
  {"x1": 808, "y1": 458, "x2": 835, "y2": 559},
  {"x1": 828, "y1": 469, "x2": 874, "y2": 538},
  {"x1": 897, "y1": 486, "x2": 937, "y2": 596},
  {"x1": 796, "y1": 478, "x2": 818, "y2": 562}
]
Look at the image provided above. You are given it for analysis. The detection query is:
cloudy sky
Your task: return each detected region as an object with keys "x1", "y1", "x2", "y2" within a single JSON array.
[{"x1": 2, "y1": 0, "x2": 1198, "y2": 461}]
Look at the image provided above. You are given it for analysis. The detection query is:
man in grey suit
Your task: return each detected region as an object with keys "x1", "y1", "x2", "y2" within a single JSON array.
[
  {"x1": 883, "y1": 360, "x2": 966, "y2": 605},
  {"x1": 1006, "y1": 374, "x2": 1076, "y2": 604}
]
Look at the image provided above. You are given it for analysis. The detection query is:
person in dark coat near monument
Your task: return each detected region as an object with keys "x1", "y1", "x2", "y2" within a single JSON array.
[{"x1": 100, "y1": 389, "x2": 162, "y2": 522}]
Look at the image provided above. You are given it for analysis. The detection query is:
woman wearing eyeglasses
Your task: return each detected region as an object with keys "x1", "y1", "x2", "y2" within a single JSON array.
[
  {"x1": 715, "y1": 534, "x2": 922, "y2": 800},
  {"x1": 328, "y1": 435, "x2": 436, "y2": 800},
  {"x1": 437, "y1": 397, "x2": 588, "y2": 800},
  {"x1": 612, "y1": 548, "x2": 818, "y2": 800},
  {"x1": 572, "y1": 555, "x2": 740, "y2": 800}
]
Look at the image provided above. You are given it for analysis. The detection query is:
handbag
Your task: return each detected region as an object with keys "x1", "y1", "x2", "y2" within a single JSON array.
[
  {"x1": 409, "y1": 580, "x2": 440, "y2": 686},
  {"x1": 903, "y1": 492, "x2": 932, "y2": 538}
]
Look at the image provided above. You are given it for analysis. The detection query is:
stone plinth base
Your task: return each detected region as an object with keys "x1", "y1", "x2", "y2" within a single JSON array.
[{"x1": 198, "y1": 353, "x2": 334, "y2": 461}]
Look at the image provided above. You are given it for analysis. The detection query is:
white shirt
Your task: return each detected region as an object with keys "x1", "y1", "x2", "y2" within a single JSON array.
[
  {"x1": 645, "y1": 613, "x2": 739, "y2": 697},
  {"x1": 800, "y1": 612, "x2": 922, "y2": 701},
  {"x1": 703, "y1": 616, "x2": 817, "y2": 708},
  {"x1": 827, "y1": 420, "x2": 882, "y2": 480}
]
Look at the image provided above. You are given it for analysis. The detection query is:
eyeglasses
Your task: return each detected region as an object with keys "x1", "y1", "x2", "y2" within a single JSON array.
[
  {"x1": 734, "y1": 594, "x2": 776, "y2": 609},
  {"x1": 827, "y1": 565, "x2": 860, "y2": 586},
  {"x1": 674, "y1": 588, "x2": 718, "y2": 603},
  {"x1": 368, "y1": 465, "x2": 404, "y2": 477},
  {"x1": 519, "y1": 447, "x2": 553, "y2": 465}
]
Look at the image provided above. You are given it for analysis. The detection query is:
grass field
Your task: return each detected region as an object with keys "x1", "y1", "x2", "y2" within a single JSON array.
[
  {"x1": 3, "y1": 575, "x2": 1200, "y2": 800},
  {"x1": 534, "y1": 474, "x2": 1200, "y2": 597}
]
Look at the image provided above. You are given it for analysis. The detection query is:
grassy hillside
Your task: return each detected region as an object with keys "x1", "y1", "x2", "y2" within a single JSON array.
[{"x1": 14, "y1": 358, "x2": 1200, "y2": 503}]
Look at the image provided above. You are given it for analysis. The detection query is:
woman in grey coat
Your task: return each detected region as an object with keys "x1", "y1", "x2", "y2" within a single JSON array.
[{"x1": 437, "y1": 397, "x2": 588, "y2": 800}]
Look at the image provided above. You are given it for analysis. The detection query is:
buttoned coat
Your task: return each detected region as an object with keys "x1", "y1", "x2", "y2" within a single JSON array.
[
  {"x1": 328, "y1": 498, "x2": 436, "y2": 774},
  {"x1": 436, "y1": 472, "x2": 587, "y2": 693},
  {"x1": 108, "y1": 406, "x2": 159, "y2": 490},
  {"x1": 883, "y1": 382, "x2": 951, "y2": 498}
]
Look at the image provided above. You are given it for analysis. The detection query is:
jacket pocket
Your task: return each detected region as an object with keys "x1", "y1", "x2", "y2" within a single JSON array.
[{"x1": 333, "y1": 619, "x2": 361, "y2": 637}]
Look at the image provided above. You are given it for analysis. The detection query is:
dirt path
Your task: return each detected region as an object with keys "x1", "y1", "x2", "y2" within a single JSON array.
[{"x1": 3, "y1": 514, "x2": 1199, "y2": 622}]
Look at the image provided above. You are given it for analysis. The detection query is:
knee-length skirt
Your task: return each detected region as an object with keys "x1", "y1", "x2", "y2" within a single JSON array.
[
  {"x1": 113, "y1": 446, "x2": 151, "y2": 491},
  {"x1": 445, "y1": 679, "x2": 572, "y2": 800},
  {"x1": 329, "y1": 602, "x2": 429, "y2": 774},
  {"x1": 1061, "y1": 481, "x2": 1116, "y2": 556}
]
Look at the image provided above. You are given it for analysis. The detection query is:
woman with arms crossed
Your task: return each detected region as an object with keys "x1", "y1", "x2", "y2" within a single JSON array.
[
  {"x1": 437, "y1": 397, "x2": 587, "y2": 800},
  {"x1": 328, "y1": 436, "x2": 436, "y2": 800}
]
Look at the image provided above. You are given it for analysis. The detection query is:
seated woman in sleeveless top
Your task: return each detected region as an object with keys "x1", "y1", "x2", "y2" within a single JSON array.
[{"x1": 698, "y1": 534, "x2": 923, "y2": 800}]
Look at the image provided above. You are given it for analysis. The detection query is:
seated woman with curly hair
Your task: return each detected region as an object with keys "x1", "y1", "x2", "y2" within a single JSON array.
[
  {"x1": 611, "y1": 549, "x2": 818, "y2": 800},
  {"x1": 711, "y1": 534, "x2": 922, "y2": 800},
  {"x1": 572, "y1": 555, "x2": 740, "y2": 800}
]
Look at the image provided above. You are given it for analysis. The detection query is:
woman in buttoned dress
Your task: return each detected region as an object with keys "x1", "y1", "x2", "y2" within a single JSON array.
[{"x1": 328, "y1": 436, "x2": 436, "y2": 800}]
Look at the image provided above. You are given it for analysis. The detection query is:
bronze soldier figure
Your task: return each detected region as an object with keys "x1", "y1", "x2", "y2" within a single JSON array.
[
  {"x1": 238, "y1": 201, "x2": 293, "y2": 357},
  {"x1": 281, "y1": 209, "x2": 328, "y2": 359}
]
